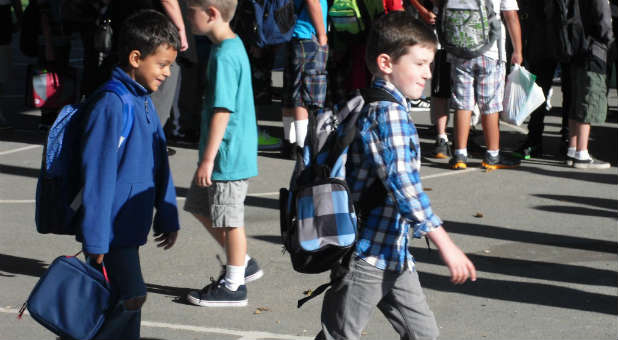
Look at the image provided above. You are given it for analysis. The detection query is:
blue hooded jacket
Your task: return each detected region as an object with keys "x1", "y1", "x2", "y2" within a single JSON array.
[{"x1": 78, "y1": 67, "x2": 180, "y2": 254}]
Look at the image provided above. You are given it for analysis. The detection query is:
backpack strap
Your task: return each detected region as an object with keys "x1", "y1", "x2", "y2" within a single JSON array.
[
  {"x1": 100, "y1": 80, "x2": 135, "y2": 148},
  {"x1": 68, "y1": 80, "x2": 134, "y2": 211}
]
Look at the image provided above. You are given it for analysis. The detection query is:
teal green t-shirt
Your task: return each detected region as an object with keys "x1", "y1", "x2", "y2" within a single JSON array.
[{"x1": 199, "y1": 36, "x2": 258, "y2": 180}]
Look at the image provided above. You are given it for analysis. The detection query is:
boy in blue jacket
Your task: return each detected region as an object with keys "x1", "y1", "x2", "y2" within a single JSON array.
[{"x1": 78, "y1": 10, "x2": 181, "y2": 339}]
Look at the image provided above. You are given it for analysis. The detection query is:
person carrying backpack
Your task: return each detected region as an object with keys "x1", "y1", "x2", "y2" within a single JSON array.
[
  {"x1": 564, "y1": 0, "x2": 613, "y2": 169},
  {"x1": 316, "y1": 12, "x2": 476, "y2": 340},
  {"x1": 280, "y1": 0, "x2": 328, "y2": 159},
  {"x1": 436, "y1": 0, "x2": 523, "y2": 170},
  {"x1": 76, "y1": 10, "x2": 180, "y2": 338}
]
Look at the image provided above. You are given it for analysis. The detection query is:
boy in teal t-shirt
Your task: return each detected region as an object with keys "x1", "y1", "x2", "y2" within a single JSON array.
[{"x1": 184, "y1": 0, "x2": 263, "y2": 307}]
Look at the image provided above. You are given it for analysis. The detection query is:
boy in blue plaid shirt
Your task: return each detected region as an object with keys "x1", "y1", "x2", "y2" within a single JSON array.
[{"x1": 316, "y1": 12, "x2": 476, "y2": 340}]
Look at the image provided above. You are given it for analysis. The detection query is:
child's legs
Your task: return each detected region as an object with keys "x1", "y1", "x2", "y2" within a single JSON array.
[
  {"x1": 377, "y1": 269, "x2": 439, "y2": 340},
  {"x1": 475, "y1": 57, "x2": 505, "y2": 151},
  {"x1": 319, "y1": 257, "x2": 385, "y2": 340},
  {"x1": 481, "y1": 113, "x2": 500, "y2": 151},
  {"x1": 92, "y1": 247, "x2": 146, "y2": 340},
  {"x1": 192, "y1": 212, "x2": 225, "y2": 247},
  {"x1": 223, "y1": 226, "x2": 247, "y2": 267},
  {"x1": 430, "y1": 97, "x2": 449, "y2": 136},
  {"x1": 450, "y1": 58, "x2": 476, "y2": 150}
]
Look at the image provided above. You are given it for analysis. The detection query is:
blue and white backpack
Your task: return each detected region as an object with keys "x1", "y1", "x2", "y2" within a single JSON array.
[
  {"x1": 35, "y1": 80, "x2": 134, "y2": 235},
  {"x1": 279, "y1": 88, "x2": 399, "y2": 306}
]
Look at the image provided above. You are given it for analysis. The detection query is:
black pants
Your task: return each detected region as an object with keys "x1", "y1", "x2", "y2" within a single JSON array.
[{"x1": 525, "y1": 59, "x2": 570, "y2": 145}]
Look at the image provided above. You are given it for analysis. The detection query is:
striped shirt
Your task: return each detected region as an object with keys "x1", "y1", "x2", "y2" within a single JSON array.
[{"x1": 347, "y1": 78, "x2": 442, "y2": 272}]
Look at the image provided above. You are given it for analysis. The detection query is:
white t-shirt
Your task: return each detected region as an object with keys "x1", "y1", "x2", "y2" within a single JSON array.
[{"x1": 484, "y1": 0, "x2": 519, "y2": 62}]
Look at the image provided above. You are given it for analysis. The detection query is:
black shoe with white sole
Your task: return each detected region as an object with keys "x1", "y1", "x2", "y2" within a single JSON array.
[{"x1": 187, "y1": 282, "x2": 248, "y2": 307}]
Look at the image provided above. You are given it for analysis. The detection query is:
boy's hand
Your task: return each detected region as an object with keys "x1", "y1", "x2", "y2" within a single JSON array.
[
  {"x1": 427, "y1": 226, "x2": 477, "y2": 284},
  {"x1": 438, "y1": 242, "x2": 477, "y2": 284},
  {"x1": 419, "y1": 10, "x2": 437, "y2": 25},
  {"x1": 195, "y1": 161, "x2": 214, "y2": 187},
  {"x1": 154, "y1": 231, "x2": 178, "y2": 250},
  {"x1": 85, "y1": 252, "x2": 104, "y2": 264}
]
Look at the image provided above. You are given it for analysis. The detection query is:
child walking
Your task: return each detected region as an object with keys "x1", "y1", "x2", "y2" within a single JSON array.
[
  {"x1": 317, "y1": 12, "x2": 476, "y2": 340},
  {"x1": 184, "y1": 0, "x2": 262, "y2": 307},
  {"x1": 78, "y1": 10, "x2": 181, "y2": 339}
]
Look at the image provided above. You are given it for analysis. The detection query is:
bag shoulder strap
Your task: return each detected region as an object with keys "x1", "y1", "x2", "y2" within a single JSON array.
[{"x1": 100, "y1": 80, "x2": 135, "y2": 148}]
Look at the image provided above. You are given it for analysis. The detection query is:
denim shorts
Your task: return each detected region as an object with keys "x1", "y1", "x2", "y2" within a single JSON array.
[
  {"x1": 184, "y1": 178, "x2": 248, "y2": 228},
  {"x1": 449, "y1": 55, "x2": 505, "y2": 114},
  {"x1": 282, "y1": 36, "x2": 329, "y2": 109}
]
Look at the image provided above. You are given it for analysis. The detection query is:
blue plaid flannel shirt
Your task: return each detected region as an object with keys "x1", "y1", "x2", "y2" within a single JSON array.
[{"x1": 347, "y1": 79, "x2": 442, "y2": 272}]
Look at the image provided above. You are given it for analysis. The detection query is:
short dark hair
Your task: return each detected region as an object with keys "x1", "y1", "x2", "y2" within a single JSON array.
[
  {"x1": 117, "y1": 9, "x2": 181, "y2": 67},
  {"x1": 365, "y1": 11, "x2": 438, "y2": 75}
]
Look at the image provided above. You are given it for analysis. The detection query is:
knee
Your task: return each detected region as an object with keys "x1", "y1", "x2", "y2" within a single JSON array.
[{"x1": 123, "y1": 295, "x2": 147, "y2": 311}]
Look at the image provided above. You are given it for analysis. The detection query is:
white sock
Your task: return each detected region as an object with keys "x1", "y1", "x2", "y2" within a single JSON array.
[
  {"x1": 575, "y1": 150, "x2": 590, "y2": 161},
  {"x1": 454, "y1": 148, "x2": 468, "y2": 157},
  {"x1": 487, "y1": 149, "x2": 499, "y2": 158},
  {"x1": 224, "y1": 265, "x2": 245, "y2": 291},
  {"x1": 283, "y1": 116, "x2": 296, "y2": 143},
  {"x1": 567, "y1": 147, "x2": 576, "y2": 158},
  {"x1": 245, "y1": 254, "x2": 251, "y2": 266},
  {"x1": 438, "y1": 134, "x2": 448, "y2": 142},
  {"x1": 295, "y1": 119, "x2": 308, "y2": 148}
]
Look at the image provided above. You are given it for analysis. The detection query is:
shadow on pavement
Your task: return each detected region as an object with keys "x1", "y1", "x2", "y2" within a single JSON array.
[
  {"x1": 534, "y1": 205, "x2": 617, "y2": 219},
  {"x1": 532, "y1": 194, "x2": 618, "y2": 210},
  {"x1": 443, "y1": 220, "x2": 618, "y2": 254},
  {"x1": 411, "y1": 247, "x2": 616, "y2": 288},
  {"x1": 0, "y1": 254, "x2": 48, "y2": 277},
  {"x1": 417, "y1": 271, "x2": 618, "y2": 316}
]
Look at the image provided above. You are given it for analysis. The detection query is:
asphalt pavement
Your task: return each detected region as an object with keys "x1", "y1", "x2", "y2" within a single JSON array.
[{"x1": 0, "y1": 35, "x2": 617, "y2": 340}]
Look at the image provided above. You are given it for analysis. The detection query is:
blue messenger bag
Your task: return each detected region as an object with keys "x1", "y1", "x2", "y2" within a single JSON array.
[{"x1": 19, "y1": 253, "x2": 112, "y2": 339}]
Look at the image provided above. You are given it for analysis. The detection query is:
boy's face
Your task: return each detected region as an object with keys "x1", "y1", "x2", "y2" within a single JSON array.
[
  {"x1": 386, "y1": 45, "x2": 434, "y2": 99},
  {"x1": 187, "y1": 5, "x2": 213, "y2": 36},
  {"x1": 133, "y1": 45, "x2": 177, "y2": 92}
]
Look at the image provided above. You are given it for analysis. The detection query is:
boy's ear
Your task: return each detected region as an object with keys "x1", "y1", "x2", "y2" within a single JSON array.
[
  {"x1": 376, "y1": 53, "x2": 393, "y2": 74},
  {"x1": 128, "y1": 50, "x2": 142, "y2": 69},
  {"x1": 206, "y1": 6, "x2": 220, "y2": 21}
]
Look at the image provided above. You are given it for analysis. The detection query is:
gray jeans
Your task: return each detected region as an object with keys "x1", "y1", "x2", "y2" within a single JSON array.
[{"x1": 317, "y1": 256, "x2": 439, "y2": 340}]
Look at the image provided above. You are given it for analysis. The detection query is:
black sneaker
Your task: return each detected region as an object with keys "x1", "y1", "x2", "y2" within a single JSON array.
[
  {"x1": 186, "y1": 282, "x2": 248, "y2": 307},
  {"x1": 481, "y1": 152, "x2": 520, "y2": 170},
  {"x1": 572, "y1": 157, "x2": 610, "y2": 169},
  {"x1": 409, "y1": 97, "x2": 431, "y2": 111},
  {"x1": 512, "y1": 143, "x2": 543, "y2": 160},
  {"x1": 432, "y1": 139, "x2": 451, "y2": 159},
  {"x1": 281, "y1": 139, "x2": 297, "y2": 160},
  {"x1": 565, "y1": 155, "x2": 576, "y2": 167},
  {"x1": 449, "y1": 153, "x2": 468, "y2": 170},
  {"x1": 214, "y1": 255, "x2": 264, "y2": 283},
  {"x1": 244, "y1": 258, "x2": 264, "y2": 282}
]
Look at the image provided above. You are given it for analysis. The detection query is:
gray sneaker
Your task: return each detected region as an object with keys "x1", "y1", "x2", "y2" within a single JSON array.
[
  {"x1": 217, "y1": 257, "x2": 264, "y2": 283},
  {"x1": 481, "y1": 152, "x2": 520, "y2": 170},
  {"x1": 565, "y1": 155, "x2": 576, "y2": 167},
  {"x1": 573, "y1": 157, "x2": 610, "y2": 169}
]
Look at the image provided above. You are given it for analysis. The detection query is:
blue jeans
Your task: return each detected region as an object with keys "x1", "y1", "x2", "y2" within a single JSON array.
[{"x1": 88, "y1": 247, "x2": 146, "y2": 340}]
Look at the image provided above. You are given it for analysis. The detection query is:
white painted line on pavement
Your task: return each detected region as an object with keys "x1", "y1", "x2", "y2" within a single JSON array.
[
  {"x1": 0, "y1": 170, "x2": 484, "y2": 204},
  {"x1": 0, "y1": 307, "x2": 312, "y2": 340},
  {"x1": 0, "y1": 145, "x2": 41, "y2": 156},
  {"x1": 421, "y1": 168, "x2": 481, "y2": 180}
]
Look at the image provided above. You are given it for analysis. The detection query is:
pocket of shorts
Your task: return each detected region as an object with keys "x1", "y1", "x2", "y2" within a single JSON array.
[{"x1": 301, "y1": 69, "x2": 328, "y2": 109}]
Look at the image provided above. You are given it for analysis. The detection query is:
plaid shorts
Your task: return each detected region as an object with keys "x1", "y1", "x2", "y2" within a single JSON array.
[
  {"x1": 283, "y1": 37, "x2": 329, "y2": 109},
  {"x1": 449, "y1": 55, "x2": 505, "y2": 114}
]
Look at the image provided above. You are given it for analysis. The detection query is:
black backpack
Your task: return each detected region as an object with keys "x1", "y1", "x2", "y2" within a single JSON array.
[{"x1": 544, "y1": 0, "x2": 588, "y2": 63}]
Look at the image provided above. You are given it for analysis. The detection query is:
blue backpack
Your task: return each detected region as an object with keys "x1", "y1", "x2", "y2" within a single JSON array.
[
  {"x1": 35, "y1": 80, "x2": 134, "y2": 235},
  {"x1": 279, "y1": 88, "x2": 399, "y2": 307},
  {"x1": 251, "y1": 0, "x2": 300, "y2": 47}
]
